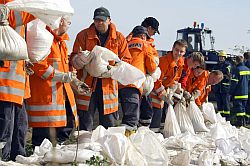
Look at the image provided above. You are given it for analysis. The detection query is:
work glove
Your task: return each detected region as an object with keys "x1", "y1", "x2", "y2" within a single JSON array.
[
  {"x1": 183, "y1": 91, "x2": 192, "y2": 100},
  {"x1": 191, "y1": 90, "x2": 201, "y2": 99},
  {"x1": 70, "y1": 78, "x2": 91, "y2": 95},
  {"x1": 53, "y1": 70, "x2": 77, "y2": 83},
  {"x1": 71, "y1": 50, "x2": 93, "y2": 70},
  {"x1": 161, "y1": 88, "x2": 174, "y2": 105},
  {"x1": 25, "y1": 60, "x2": 34, "y2": 75}
]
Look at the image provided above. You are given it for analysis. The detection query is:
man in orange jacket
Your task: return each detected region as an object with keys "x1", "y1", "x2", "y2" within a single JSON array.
[
  {"x1": 150, "y1": 39, "x2": 187, "y2": 132},
  {"x1": 139, "y1": 17, "x2": 161, "y2": 127},
  {"x1": 70, "y1": 7, "x2": 132, "y2": 131},
  {"x1": 119, "y1": 26, "x2": 157, "y2": 136},
  {"x1": 26, "y1": 16, "x2": 79, "y2": 147},
  {"x1": 185, "y1": 68, "x2": 223, "y2": 107},
  {"x1": 0, "y1": 0, "x2": 35, "y2": 161}
]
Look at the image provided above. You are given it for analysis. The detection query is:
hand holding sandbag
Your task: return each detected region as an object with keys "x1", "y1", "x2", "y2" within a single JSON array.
[
  {"x1": 71, "y1": 51, "x2": 93, "y2": 69},
  {"x1": 191, "y1": 90, "x2": 201, "y2": 99}
]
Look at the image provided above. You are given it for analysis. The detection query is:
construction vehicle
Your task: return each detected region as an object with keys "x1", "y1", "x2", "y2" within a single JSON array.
[{"x1": 176, "y1": 22, "x2": 219, "y2": 70}]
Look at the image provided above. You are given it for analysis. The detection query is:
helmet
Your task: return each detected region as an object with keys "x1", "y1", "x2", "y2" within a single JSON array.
[{"x1": 218, "y1": 50, "x2": 227, "y2": 57}]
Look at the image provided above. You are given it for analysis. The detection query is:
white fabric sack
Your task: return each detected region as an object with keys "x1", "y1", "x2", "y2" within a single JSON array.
[
  {"x1": 187, "y1": 101, "x2": 209, "y2": 132},
  {"x1": 163, "y1": 105, "x2": 181, "y2": 138},
  {"x1": 0, "y1": 5, "x2": 28, "y2": 60},
  {"x1": 175, "y1": 102, "x2": 195, "y2": 134},
  {"x1": 26, "y1": 19, "x2": 53, "y2": 62},
  {"x1": 142, "y1": 74, "x2": 154, "y2": 96},
  {"x1": 202, "y1": 102, "x2": 217, "y2": 124},
  {"x1": 84, "y1": 45, "x2": 120, "y2": 78},
  {"x1": 171, "y1": 150, "x2": 191, "y2": 166},
  {"x1": 130, "y1": 127, "x2": 169, "y2": 166},
  {"x1": 6, "y1": 0, "x2": 74, "y2": 29},
  {"x1": 111, "y1": 60, "x2": 145, "y2": 88},
  {"x1": 151, "y1": 67, "x2": 161, "y2": 82}
]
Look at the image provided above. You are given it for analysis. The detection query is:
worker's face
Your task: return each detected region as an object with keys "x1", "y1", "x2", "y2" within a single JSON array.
[
  {"x1": 59, "y1": 17, "x2": 71, "y2": 34},
  {"x1": 193, "y1": 67, "x2": 204, "y2": 77},
  {"x1": 94, "y1": 18, "x2": 111, "y2": 34},
  {"x1": 207, "y1": 74, "x2": 223, "y2": 85},
  {"x1": 172, "y1": 44, "x2": 186, "y2": 61},
  {"x1": 187, "y1": 58, "x2": 200, "y2": 69},
  {"x1": 147, "y1": 26, "x2": 156, "y2": 37},
  {"x1": 219, "y1": 56, "x2": 225, "y2": 63}
]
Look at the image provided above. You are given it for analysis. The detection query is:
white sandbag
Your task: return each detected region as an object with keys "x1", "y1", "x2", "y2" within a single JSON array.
[
  {"x1": 142, "y1": 74, "x2": 154, "y2": 96},
  {"x1": 130, "y1": 127, "x2": 169, "y2": 165},
  {"x1": 151, "y1": 66, "x2": 161, "y2": 82},
  {"x1": 0, "y1": 5, "x2": 28, "y2": 60},
  {"x1": 26, "y1": 19, "x2": 53, "y2": 62},
  {"x1": 171, "y1": 150, "x2": 191, "y2": 166},
  {"x1": 6, "y1": 0, "x2": 74, "y2": 29},
  {"x1": 163, "y1": 105, "x2": 181, "y2": 138},
  {"x1": 187, "y1": 101, "x2": 209, "y2": 132},
  {"x1": 202, "y1": 102, "x2": 217, "y2": 124},
  {"x1": 175, "y1": 102, "x2": 195, "y2": 134},
  {"x1": 198, "y1": 151, "x2": 214, "y2": 166},
  {"x1": 84, "y1": 45, "x2": 120, "y2": 78},
  {"x1": 111, "y1": 61, "x2": 145, "y2": 88}
]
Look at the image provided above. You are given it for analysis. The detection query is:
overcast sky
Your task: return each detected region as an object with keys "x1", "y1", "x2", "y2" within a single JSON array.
[{"x1": 67, "y1": 0, "x2": 250, "y2": 54}]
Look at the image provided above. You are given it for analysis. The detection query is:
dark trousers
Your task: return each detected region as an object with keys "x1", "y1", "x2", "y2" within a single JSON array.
[
  {"x1": 77, "y1": 79, "x2": 116, "y2": 131},
  {"x1": 246, "y1": 94, "x2": 250, "y2": 122},
  {"x1": 139, "y1": 95, "x2": 153, "y2": 125},
  {"x1": 215, "y1": 93, "x2": 230, "y2": 116},
  {"x1": 32, "y1": 99, "x2": 74, "y2": 147},
  {"x1": 233, "y1": 99, "x2": 247, "y2": 117},
  {"x1": 0, "y1": 101, "x2": 27, "y2": 161},
  {"x1": 150, "y1": 102, "x2": 168, "y2": 132},
  {"x1": 119, "y1": 87, "x2": 140, "y2": 130}
]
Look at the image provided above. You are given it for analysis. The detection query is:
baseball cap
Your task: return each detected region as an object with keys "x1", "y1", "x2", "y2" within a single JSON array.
[
  {"x1": 132, "y1": 26, "x2": 150, "y2": 38},
  {"x1": 93, "y1": 7, "x2": 110, "y2": 21},
  {"x1": 141, "y1": 17, "x2": 160, "y2": 34}
]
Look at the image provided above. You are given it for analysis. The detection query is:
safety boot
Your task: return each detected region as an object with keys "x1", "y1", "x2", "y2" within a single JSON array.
[
  {"x1": 235, "y1": 117, "x2": 246, "y2": 127},
  {"x1": 125, "y1": 130, "x2": 136, "y2": 137}
]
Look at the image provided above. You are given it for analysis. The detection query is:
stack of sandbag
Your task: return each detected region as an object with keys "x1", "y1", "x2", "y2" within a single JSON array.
[
  {"x1": 84, "y1": 45, "x2": 145, "y2": 88},
  {"x1": 6, "y1": 0, "x2": 74, "y2": 29},
  {"x1": 26, "y1": 19, "x2": 53, "y2": 62},
  {"x1": 0, "y1": 5, "x2": 28, "y2": 60}
]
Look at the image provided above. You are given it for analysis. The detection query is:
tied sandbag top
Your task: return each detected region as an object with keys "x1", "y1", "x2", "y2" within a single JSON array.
[{"x1": 0, "y1": 5, "x2": 9, "y2": 25}]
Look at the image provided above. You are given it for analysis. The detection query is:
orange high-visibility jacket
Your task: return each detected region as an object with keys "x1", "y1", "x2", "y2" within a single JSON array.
[
  {"x1": 26, "y1": 29, "x2": 78, "y2": 128},
  {"x1": 121, "y1": 37, "x2": 157, "y2": 94},
  {"x1": 185, "y1": 70, "x2": 210, "y2": 106},
  {"x1": 151, "y1": 52, "x2": 184, "y2": 108},
  {"x1": 0, "y1": 0, "x2": 35, "y2": 105},
  {"x1": 70, "y1": 23, "x2": 132, "y2": 115}
]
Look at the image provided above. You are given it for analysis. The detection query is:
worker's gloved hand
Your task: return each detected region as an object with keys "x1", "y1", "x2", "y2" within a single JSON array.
[
  {"x1": 191, "y1": 90, "x2": 201, "y2": 99},
  {"x1": 183, "y1": 91, "x2": 192, "y2": 100},
  {"x1": 25, "y1": 60, "x2": 34, "y2": 75},
  {"x1": 172, "y1": 92, "x2": 182, "y2": 103},
  {"x1": 70, "y1": 78, "x2": 91, "y2": 95},
  {"x1": 71, "y1": 51, "x2": 93, "y2": 70},
  {"x1": 100, "y1": 61, "x2": 121, "y2": 78},
  {"x1": 169, "y1": 81, "x2": 178, "y2": 93},
  {"x1": 53, "y1": 70, "x2": 77, "y2": 83},
  {"x1": 161, "y1": 91, "x2": 174, "y2": 105}
]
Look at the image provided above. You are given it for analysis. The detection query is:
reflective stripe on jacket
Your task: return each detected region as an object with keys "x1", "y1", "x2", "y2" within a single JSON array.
[
  {"x1": 27, "y1": 30, "x2": 78, "y2": 127},
  {"x1": 70, "y1": 23, "x2": 132, "y2": 114},
  {"x1": 0, "y1": 1, "x2": 35, "y2": 105}
]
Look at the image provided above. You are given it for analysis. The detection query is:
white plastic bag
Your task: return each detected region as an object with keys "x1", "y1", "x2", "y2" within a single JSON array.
[
  {"x1": 26, "y1": 19, "x2": 53, "y2": 62},
  {"x1": 142, "y1": 74, "x2": 154, "y2": 96},
  {"x1": 6, "y1": 0, "x2": 74, "y2": 29},
  {"x1": 202, "y1": 102, "x2": 217, "y2": 124},
  {"x1": 187, "y1": 101, "x2": 209, "y2": 132},
  {"x1": 163, "y1": 105, "x2": 181, "y2": 138},
  {"x1": 151, "y1": 67, "x2": 161, "y2": 82},
  {"x1": 0, "y1": 5, "x2": 28, "y2": 60},
  {"x1": 130, "y1": 127, "x2": 169, "y2": 165},
  {"x1": 84, "y1": 45, "x2": 120, "y2": 78},
  {"x1": 175, "y1": 102, "x2": 195, "y2": 134}
]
